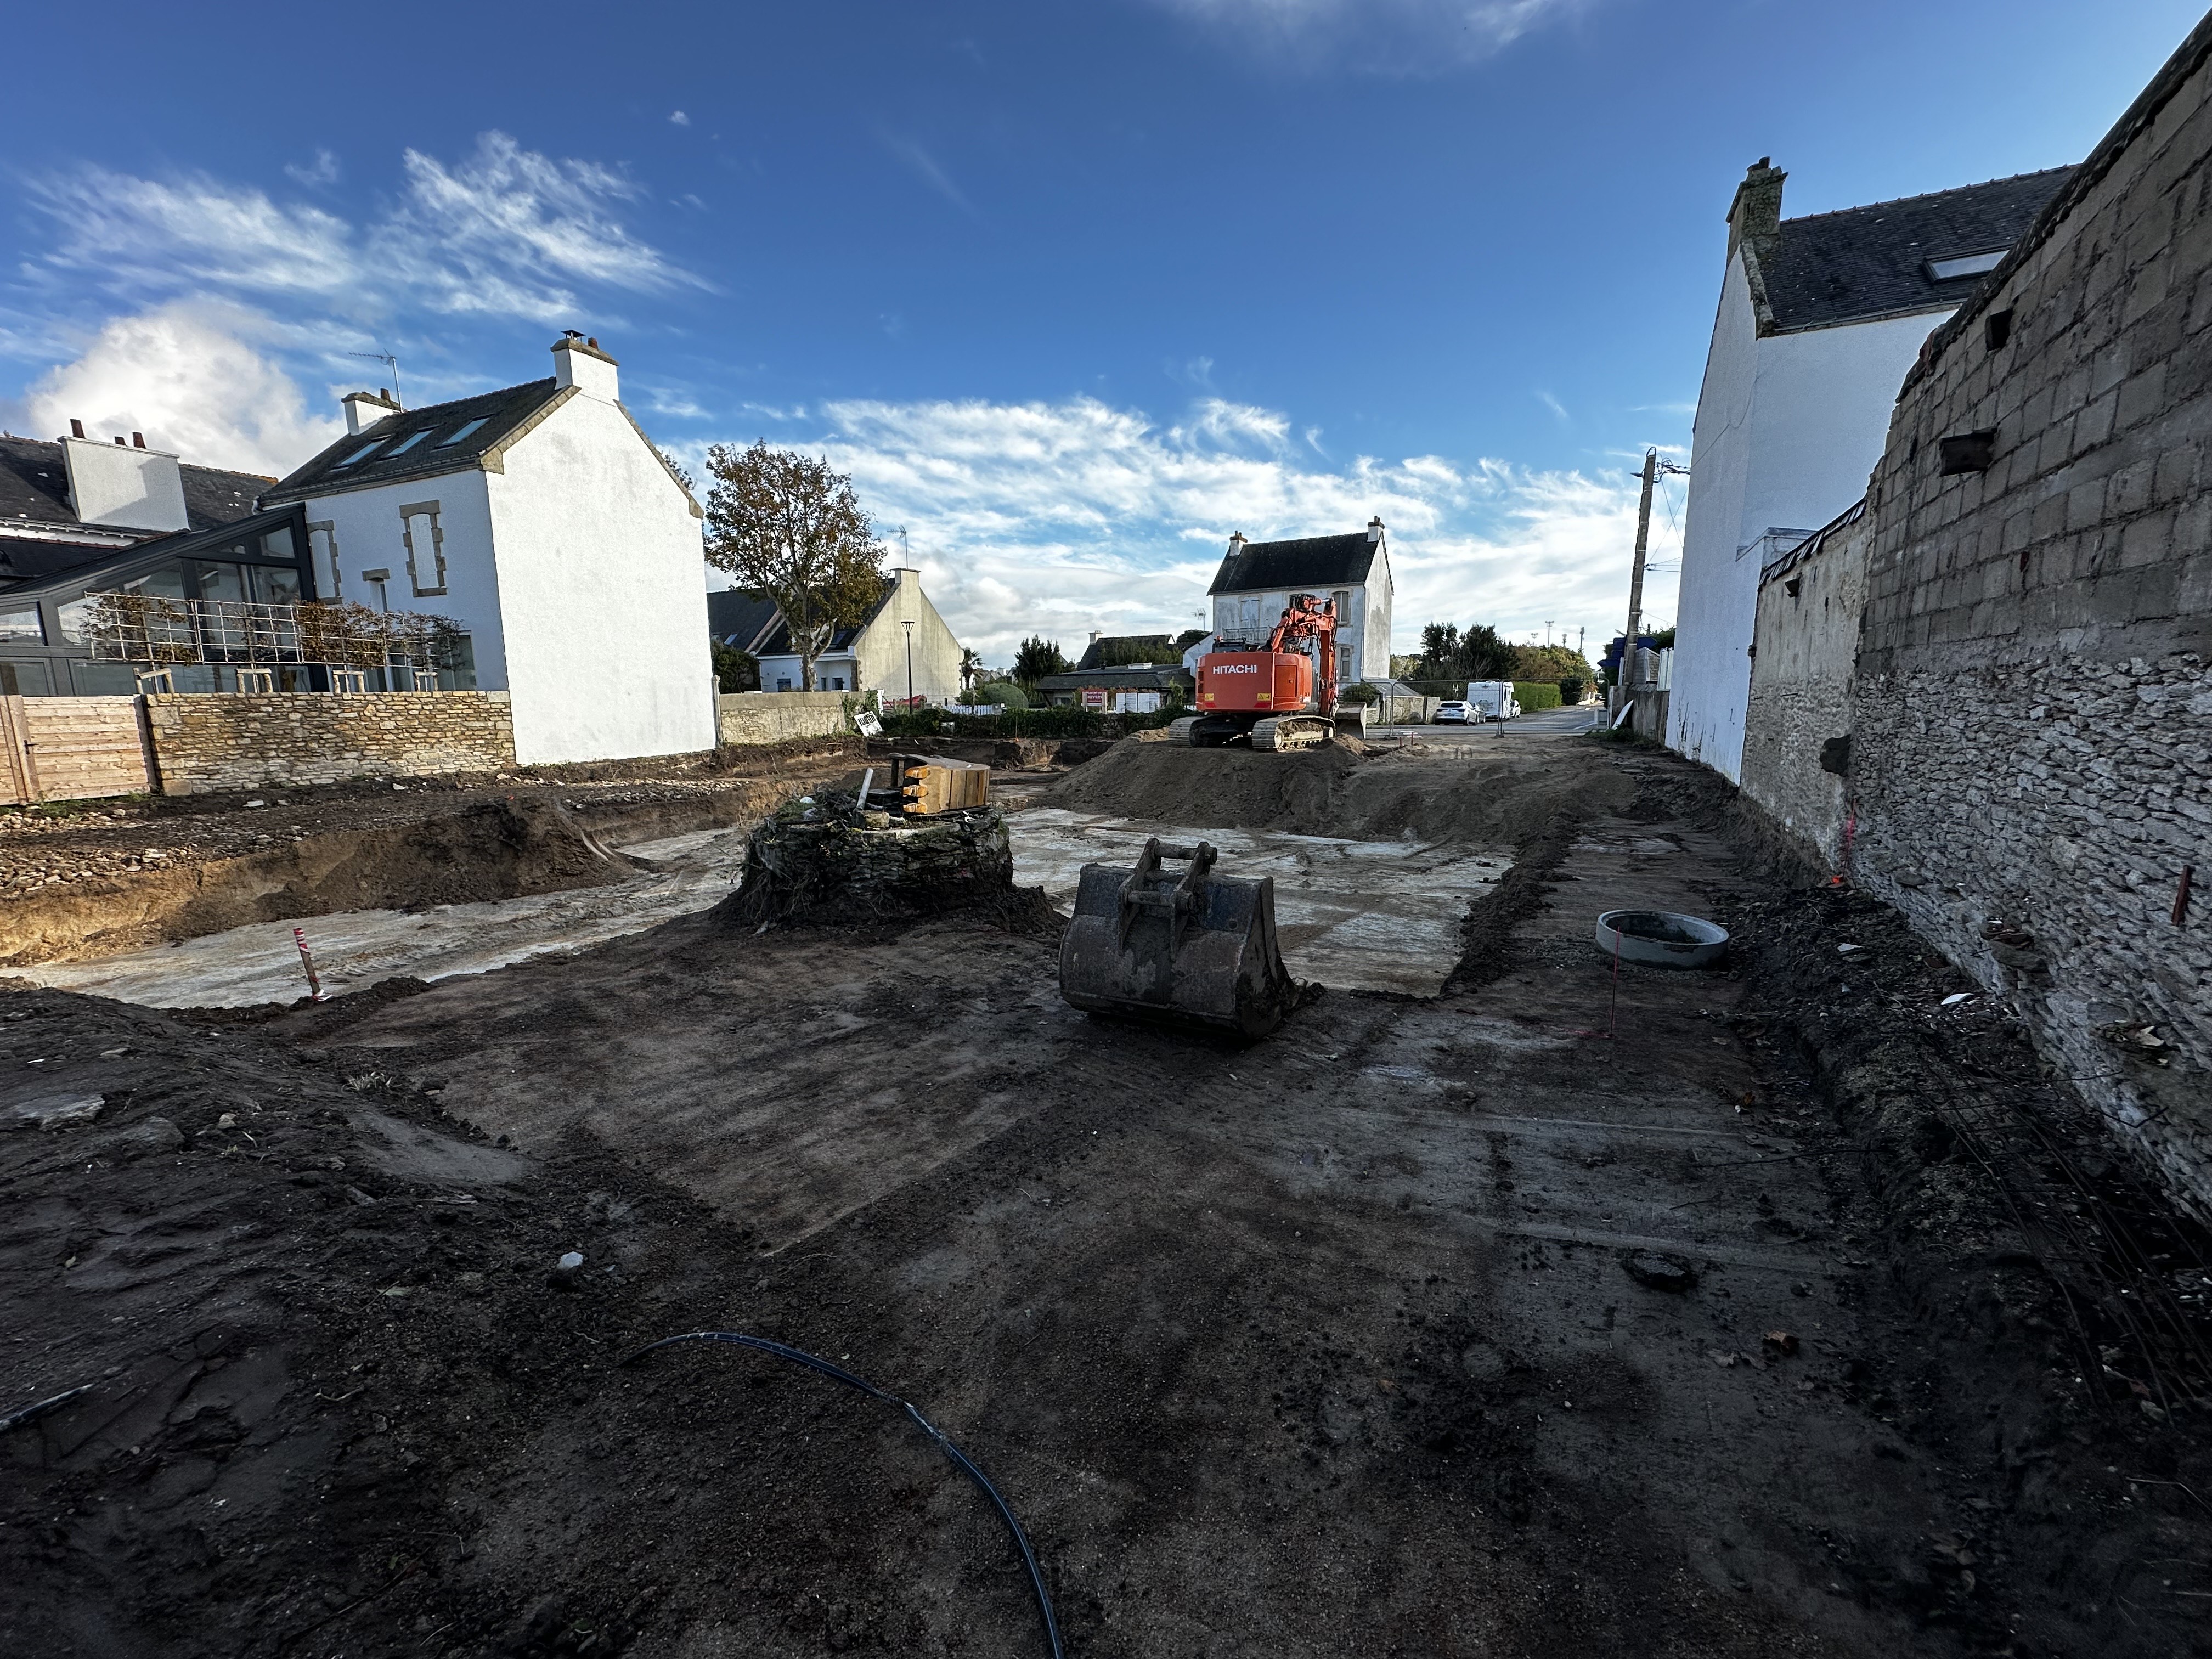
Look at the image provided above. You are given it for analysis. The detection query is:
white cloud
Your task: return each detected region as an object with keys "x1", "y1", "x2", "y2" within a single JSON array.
[
  {"x1": 669, "y1": 110, "x2": 692, "y2": 126},
  {"x1": 728, "y1": 393, "x2": 1677, "y2": 664},
  {"x1": 285, "y1": 149, "x2": 341, "y2": 188},
  {"x1": 22, "y1": 300, "x2": 342, "y2": 477},
  {"x1": 1149, "y1": 0, "x2": 1595, "y2": 74},
  {"x1": 882, "y1": 136, "x2": 977, "y2": 216},
  {"x1": 29, "y1": 131, "x2": 701, "y2": 325}
]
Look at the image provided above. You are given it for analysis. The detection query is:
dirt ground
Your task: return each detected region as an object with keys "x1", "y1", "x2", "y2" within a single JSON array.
[{"x1": 3, "y1": 733, "x2": 2208, "y2": 1658}]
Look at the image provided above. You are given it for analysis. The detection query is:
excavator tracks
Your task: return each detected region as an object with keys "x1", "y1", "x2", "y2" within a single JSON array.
[{"x1": 1251, "y1": 717, "x2": 1333, "y2": 753}]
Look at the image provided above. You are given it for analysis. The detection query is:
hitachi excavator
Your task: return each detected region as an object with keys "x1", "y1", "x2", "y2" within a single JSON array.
[{"x1": 1167, "y1": 594, "x2": 1367, "y2": 752}]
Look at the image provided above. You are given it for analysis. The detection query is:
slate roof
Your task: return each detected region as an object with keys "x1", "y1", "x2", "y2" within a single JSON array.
[
  {"x1": 706, "y1": 588, "x2": 782, "y2": 652},
  {"x1": 1076, "y1": 633, "x2": 1180, "y2": 670},
  {"x1": 1034, "y1": 664, "x2": 1193, "y2": 691},
  {"x1": 754, "y1": 578, "x2": 898, "y2": 657},
  {"x1": 1758, "y1": 167, "x2": 2074, "y2": 332},
  {"x1": 1207, "y1": 531, "x2": 1380, "y2": 596},
  {"x1": 262, "y1": 380, "x2": 566, "y2": 505},
  {"x1": 0, "y1": 436, "x2": 272, "y2": 537},
  {"x1": 0, "y1": 535, "x2": 127, "y2": 588}
]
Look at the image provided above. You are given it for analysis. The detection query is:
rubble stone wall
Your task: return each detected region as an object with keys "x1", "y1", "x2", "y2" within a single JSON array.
[
  {"x1": 144, "y1": 692, "x2": 516, "y2": 795},
  {"x1": 1851, "y1": 25, "x2": 2212, "y2": 1215},
  {"x1": 717, "y1": 691, "x2": 851, "y2": 747},
  {"x1": 1742, "y1": 510, "x2": 1871, "y2": 869}
]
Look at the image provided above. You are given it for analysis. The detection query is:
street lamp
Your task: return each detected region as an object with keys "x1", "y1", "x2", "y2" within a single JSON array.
[{"x1": 902, "y1": 619, "x2": 916, "y2": 711}]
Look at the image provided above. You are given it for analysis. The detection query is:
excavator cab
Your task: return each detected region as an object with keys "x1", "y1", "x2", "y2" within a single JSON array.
[{"x1": 1058, "y1": 838, "x2": 1297, "y2": 1039}]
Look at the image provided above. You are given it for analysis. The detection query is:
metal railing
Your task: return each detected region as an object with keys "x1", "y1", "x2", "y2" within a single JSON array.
[{"x1": 80, "y1": 593, "x2": 461, "y2": 681}]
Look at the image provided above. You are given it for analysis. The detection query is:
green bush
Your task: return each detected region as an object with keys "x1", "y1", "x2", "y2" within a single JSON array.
[
  {"x1": 972, "y1": 681, "x2": 1029, "y2": 709},
  {"x1": 1514, "y1": 680, "x2": 1563, "y2": 712},
  {"x1": 1557, "y1": 677, "x2": 1583, "y2": 706}
]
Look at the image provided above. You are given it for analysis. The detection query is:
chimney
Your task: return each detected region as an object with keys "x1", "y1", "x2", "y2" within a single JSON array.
[
  {"x1": 1367, "y1": 515, "x2": 1384, "y2": 543},
  {"x1": 341, "y1": 388, "x2": 402, "y2": 437},
  {"x1": 552, "y1": 332, "x2": 620, "y2": 400},
  {"x1": 1726, "y1": 157, "x2": 1786, "y2": 263},
  {"x1": 1228, "y1": 531, "x2": 1246, "y2": 556},
  {"x1": 131, "y1": 432, "x2": 145, "y2": 448},
  {"x1": 61, "y1": 433, "x2": 188, "y2": 532}
]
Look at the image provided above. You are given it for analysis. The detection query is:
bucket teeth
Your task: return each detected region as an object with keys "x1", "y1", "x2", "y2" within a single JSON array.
[{"x1": 1058, "y1": 836, "x2": 1297, "y2": 1038}]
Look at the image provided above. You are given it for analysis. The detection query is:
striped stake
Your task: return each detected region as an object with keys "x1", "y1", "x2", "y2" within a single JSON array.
[{"x1": 292, "y1": 927, "x2": 324, "y2": 1002}]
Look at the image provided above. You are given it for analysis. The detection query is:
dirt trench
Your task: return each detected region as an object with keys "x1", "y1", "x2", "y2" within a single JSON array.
[{"x1": 3, "y1": 734, "x2": 2207, "y2": 1659}]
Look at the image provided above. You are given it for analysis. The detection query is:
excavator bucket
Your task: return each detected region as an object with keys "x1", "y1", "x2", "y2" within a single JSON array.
[{"x1": 1058, "y1": 838, "x2": 1298, "y2": 1039}]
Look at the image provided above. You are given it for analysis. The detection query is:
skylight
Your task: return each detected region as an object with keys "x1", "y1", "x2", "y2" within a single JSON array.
[
  {"x1": 334, "y1": 441, "x2": 384, "y2": 467},
  {"x1": 386, "y1": 430, "x2": 431, "y2": 456},
  {"x1": 437, "y1": 417, "x2": 491, "y2": 448},
  {"x1": 1928, "y1": 249, "x2": 2008, "y2": 281}
]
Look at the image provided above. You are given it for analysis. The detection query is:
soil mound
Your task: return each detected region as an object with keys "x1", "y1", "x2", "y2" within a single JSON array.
[{"x1": 1030, "y1": 740, "x2": 1630, "y2": 844}]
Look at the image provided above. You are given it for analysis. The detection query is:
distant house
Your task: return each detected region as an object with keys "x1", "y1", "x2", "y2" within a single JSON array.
[
  {"x1": 1034, "y1": 662, "x2": 1192, "y2": 713},
  {"x1": 1200, "y1": 521, "x2": 1393, "y2": 686},
  {"x1": 1668, "y1": 159, "x2": 2073, "y2": 781},
  {"x1": 1074, "y1": 630, "x2": 1205, "y2": 670},
  {"x1": 751, "y1": 568, "x2": 964, "y2": 704},
  {"x1": 0, "y1": 429, "x2": 291, "y2": 697},
  {"x1": 706, "y1": 588, "x2": 782, "y2": 658},
  {"x1": 262, "y1": 335, "x2": 715, "y2": 764}
]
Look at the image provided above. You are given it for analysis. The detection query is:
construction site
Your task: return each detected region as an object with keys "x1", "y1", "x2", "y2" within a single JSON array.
[{"x1": 4, "y1": 722, "x2": 2207, "y2": 1659}]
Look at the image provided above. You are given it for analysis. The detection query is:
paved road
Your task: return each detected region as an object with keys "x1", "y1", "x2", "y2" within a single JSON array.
[{"x1": 1367, "y1": 703, "x2": 1607, "y2": 742}]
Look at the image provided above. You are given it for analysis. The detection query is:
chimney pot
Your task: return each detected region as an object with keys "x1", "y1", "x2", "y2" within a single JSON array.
[
  {"x1": 380, "y1": 388, "x2": 390, "y2": 400},
  {"x1": 70, "y1": 419, "x2": 86, "y2": 439},
  {"x1": 114, "y1": 435, "x2": 126, "y2": 445},
  {"x1": 586, "y1": 337, "x2": 597, "y2": 349},
  {"x1": 132, "y1": 432, "x2": 145, "y2": 448}
]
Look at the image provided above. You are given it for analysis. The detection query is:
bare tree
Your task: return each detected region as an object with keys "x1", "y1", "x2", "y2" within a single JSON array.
[{"x1": 702, "y1": 442, "x2": 886, "y2": 691}]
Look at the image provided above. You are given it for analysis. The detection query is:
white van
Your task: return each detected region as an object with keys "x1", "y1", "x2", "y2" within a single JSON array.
[{"x1": 1465, "y1": 681, "x2": 1521, "y2": 721}]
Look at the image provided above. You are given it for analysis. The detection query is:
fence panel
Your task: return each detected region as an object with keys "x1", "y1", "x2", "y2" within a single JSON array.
[{"x1": 1, "y1": 696, "x2": 154, "y2": 804}]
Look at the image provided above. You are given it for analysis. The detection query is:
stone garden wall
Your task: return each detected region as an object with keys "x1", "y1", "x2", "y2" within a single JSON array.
[
  {"x1": 716, "y1": 691, "x2": 853, "y2": 747},
  {"x1": 144, "y1": 692, "x2": 516, "y2": 795}
]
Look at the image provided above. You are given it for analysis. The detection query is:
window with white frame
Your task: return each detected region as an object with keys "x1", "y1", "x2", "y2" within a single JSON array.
[
  {"x1": 398, "y1": 500, "x2": 447, "y2": 596},
  {"x1": 1334, "y1": 589, "x2": 1355, "y2": 678},
  {"x1": 307, "y1": 521, "x2": 341, "y2": 600}
]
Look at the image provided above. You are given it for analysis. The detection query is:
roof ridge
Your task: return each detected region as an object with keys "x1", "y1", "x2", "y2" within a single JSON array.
[{"x1": 1780, "y1": 165, "x2": 2076, "y2": 228}]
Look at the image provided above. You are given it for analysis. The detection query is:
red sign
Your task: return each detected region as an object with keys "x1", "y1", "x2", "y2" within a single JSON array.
[{"x1": 1081, "y1": 689, "x2": 1108, "y2": 709}]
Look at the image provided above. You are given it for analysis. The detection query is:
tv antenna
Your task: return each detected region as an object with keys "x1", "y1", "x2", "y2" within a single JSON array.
[{"x1": 346, "y1": 349, "x2": 402, "y2": 406}]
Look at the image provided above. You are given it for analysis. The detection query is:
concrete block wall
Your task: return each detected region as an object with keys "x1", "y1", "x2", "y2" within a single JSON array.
[
  {"x1": 716, "y1": 691, "x2": 853, "y2": 747},
  {"x1": 1851, "y1": 21, "x2": 2212, "y2": 1215},
  {"x1": 1742, "y1": 509, "x2": 1871, "y2": 869},
  {"x1": 144, "y1": 692, "x2": 516, "y2": 795}
]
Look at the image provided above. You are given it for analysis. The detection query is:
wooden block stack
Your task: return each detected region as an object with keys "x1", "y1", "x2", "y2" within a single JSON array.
[{"x1": 895, "y1": 754, "x2": 990, "y2": 816}]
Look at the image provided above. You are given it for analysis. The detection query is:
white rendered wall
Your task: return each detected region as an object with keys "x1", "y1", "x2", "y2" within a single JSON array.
[
  {"x1": 1211, "y1": 566, "x2": 1385, "y2": 681},
  {"x1": 302, "y1": 470, "x2": 507, "y2": 689},
  {"x1": 485, "y1": 396, "x2": 714, "y2": 764},
  {"x1": 854, "y1": 569, "x2": 963, "y2": 703},
  {"x1": 1668, "y1": 250, "x2": 1953, "y2": 781}
]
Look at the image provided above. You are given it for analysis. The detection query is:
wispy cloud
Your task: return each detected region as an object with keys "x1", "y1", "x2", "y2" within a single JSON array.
[
  {"x1": 1147, "y1": 0, "x2": 1595, "y2": 75},
  {"x1": 284, "y1": 149, "x2": 341, "y2": 188},
  {"x1": 881, "y1": 135, "x2": 977, "y2": 216},
  {"x1": 27, "y1": 131, "x2": 704, "y2": 325},
  {"x1": 691, "y1": 392, "x2": 1675, "y2": 664},
  {"x1": 669, "y1": 110, "x2": 692, "y2": 127},
  {"x1": 1536, "y1": 388, "x2": 1569, "y2": 424}
]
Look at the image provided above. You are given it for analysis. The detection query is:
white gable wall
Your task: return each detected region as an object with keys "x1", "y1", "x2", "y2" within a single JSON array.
[
  {"x1": 301, "y1": 469, "x2": 508, "y2": 690},
  {"x1": 1668, "y1": 250, "x2": 1955, "y2": 781},
  {"x1": 1211, "y1": 539, "x2": 1389, "y2": 684},
  {"x1": 486, "y1": 393, "x2": 714, "y2": 764}
]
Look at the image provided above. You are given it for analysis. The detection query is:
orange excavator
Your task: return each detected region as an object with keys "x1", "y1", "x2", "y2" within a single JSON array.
[{"x1": 1167, "y1": 594, "x2": 1367, "y2": 752}]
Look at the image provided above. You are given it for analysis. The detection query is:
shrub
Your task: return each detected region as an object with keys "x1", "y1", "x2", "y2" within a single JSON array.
[
  {"x1": 1338, "y1": 681, "x2": 1380, "y2": 706},
  {"x1": 1558, "y1": 677, "x2": 1583, "y2": 705},
  {"x1": 973, "y1": 681, "x2": 1029, "y2": 709},
  {"x1": 1514, "y1": 681, "x2": 1563, "y2": 712}
]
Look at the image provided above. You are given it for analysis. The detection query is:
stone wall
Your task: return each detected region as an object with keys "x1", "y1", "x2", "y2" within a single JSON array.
[
  {"x1": 716, "y1": 691, "x2": 853, "y2": 747},
  {"x1": 1742, "y1": 506, "x2": 1870, "y2": 869},
  {"x1": 144, "y1": 692, "x2": 515, "y2": 795},
  {"x1": 1850, "y1": 19, "x2": 2212, "y2": 1215}
]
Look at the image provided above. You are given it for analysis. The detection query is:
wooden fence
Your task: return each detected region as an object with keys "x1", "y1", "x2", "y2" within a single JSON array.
[{"x1": 0, "y1": 697, "x2": 156, "y2": 805}]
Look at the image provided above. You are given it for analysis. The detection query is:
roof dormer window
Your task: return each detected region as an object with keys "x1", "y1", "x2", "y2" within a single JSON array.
[
  {"x1": 386, "y1": 430, "x2": 431, "y2": 456},
  {"x1": 334, "y1": 441, "x2": 385, "y2": 467},
  {"x1": 1927, "y1": 249, "x2": 2007, "y2": 281},
  {"x1": 437, "y1": 417, "x2": 490, "y2": 448}
]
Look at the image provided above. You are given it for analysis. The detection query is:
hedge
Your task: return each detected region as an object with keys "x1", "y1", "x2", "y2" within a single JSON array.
[
  {"x1": 876, "y1": 703, "x2": 1185, "y2": 741},
  {"x1": 1513, "y1": 680, "x2": 1563, "y2": 712}
]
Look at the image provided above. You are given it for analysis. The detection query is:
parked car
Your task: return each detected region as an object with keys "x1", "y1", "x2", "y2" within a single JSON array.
[
  {"x1": 1434, "y1": 700, "x2": 1474, "y2": 724},
  {"x1": 1465, "y1": 680, "x2": 1522, "y2": 721}
]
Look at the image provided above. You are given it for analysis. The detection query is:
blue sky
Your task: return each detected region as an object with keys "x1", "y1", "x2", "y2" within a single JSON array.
[{"x1": 1, "y1": 0, "x2": 2200, "y2": 664}]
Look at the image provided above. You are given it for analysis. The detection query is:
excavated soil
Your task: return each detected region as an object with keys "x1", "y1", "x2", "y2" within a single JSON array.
[{"x1": 4, "y1": 734, "x2": 2207, "y2": 1659}]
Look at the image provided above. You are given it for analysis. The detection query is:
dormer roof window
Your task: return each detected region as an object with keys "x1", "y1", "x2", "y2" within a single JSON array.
[
  {"x1": 385, "y1": 430, "x2": 432, "y2": 457},
  {"x1": 437, "y1": 417, "x2": 490, "y2": 448},
  {"x1": 335, "y1": 441, "x2": 385, "y2": 467},
  {"x1": 1927, "y1": 249, "x2": 2009, "y2": 281}
]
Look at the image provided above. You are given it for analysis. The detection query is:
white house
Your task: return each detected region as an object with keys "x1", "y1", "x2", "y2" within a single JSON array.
[
  {"x1": 262, "y1": 336, "x2": 715, "y2": 765},
  {"x1": 1198, "y1": 521, "x2": 1393, "y2": 685},
  {"x1": 1668, "y1": 159, "x2": 2072, "y2": 781},
  {"x1": 751, "y1": 567, "x2": 964, "y2": 704}
]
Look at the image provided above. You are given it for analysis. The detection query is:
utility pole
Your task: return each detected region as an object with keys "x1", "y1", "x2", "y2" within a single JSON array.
[{"x1": 1621, "y1": 448, "x2": 1658, "y2": 709}]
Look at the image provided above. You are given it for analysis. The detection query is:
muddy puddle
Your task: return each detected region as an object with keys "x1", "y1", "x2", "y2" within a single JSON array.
[
  {"x1": 13, "y1": 809, "x2": 1509, "y2": 1008},
  {"x1": 1009, "y1": 806, "x2": 1508, "y2": 996}
]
